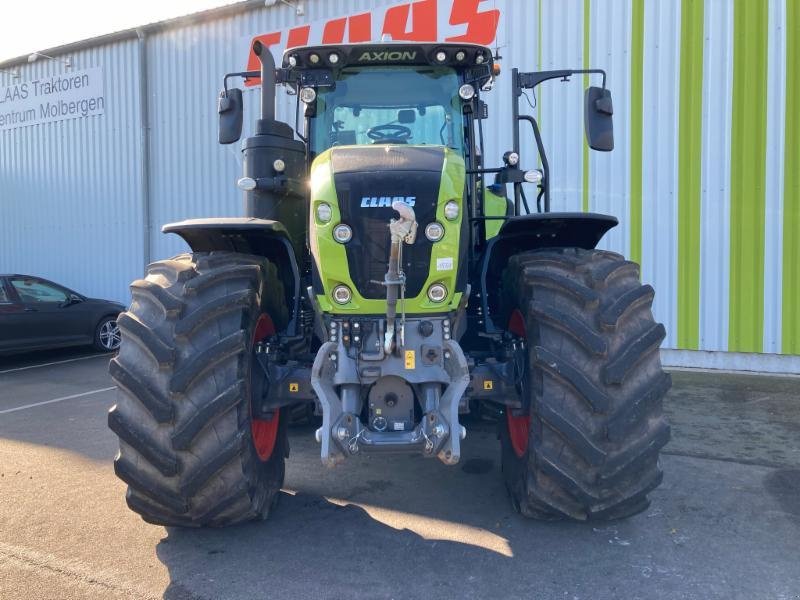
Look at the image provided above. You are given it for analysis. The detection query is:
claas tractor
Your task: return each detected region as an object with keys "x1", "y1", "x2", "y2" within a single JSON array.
[{"x1": 108, "y1": 41, "x2": 670, "y2": 526}]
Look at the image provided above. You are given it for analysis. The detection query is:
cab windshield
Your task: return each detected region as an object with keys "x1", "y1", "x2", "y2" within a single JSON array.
[{"x1": 309, "y1": 66, "x2": 464, "y2": 154}]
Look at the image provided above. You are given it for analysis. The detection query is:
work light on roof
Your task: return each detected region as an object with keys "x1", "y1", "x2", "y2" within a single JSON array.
[
  {"x1": 435, "y1": 50, "x2": 447, "y2": 63},
  {"x1": 458, "y1": 84, "x2": 476, "y2": 101},
  {"x1": 299, "y1": 87, "x2": 317, "y2": 104}
]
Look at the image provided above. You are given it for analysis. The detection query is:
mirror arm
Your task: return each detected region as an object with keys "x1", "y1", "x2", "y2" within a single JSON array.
[
  {"x1": 517, "y1": 68, "x2": 607, "y2": 91},
  {"x1": 222, "y1": 70, "x2": 260, "y2": 95}
]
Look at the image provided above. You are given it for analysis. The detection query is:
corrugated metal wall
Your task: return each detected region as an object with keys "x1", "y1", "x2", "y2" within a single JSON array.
[
  {"x1": 1, "y1": 40, "x2": 144, "y2": 303},
  {"x1": 1, "y1": 0, "x2": 798, "y2": 368}
]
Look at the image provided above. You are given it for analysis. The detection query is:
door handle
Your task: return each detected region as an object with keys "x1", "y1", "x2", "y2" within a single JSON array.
[{"x1": 24, "y1": 307, "x2": 38, "y2": 312}]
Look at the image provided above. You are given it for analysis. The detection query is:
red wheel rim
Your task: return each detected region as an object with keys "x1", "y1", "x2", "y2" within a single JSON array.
[
  {"x1": 507, "y1": 309, "x2": 530, "y2": 458},
  {"x1": 251, "y1": 314, "x2": 280, "y2": 462}
]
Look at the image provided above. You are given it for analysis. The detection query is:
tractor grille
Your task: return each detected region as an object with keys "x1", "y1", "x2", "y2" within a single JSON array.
[{"x1": 331, "y1": 146, "x2": 445, "y2": 300}]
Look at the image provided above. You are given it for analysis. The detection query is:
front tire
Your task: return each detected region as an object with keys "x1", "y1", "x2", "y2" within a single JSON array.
[
  {"x1": 108, "y1": 251, "x2": 289, "y2": 527},
  {"x1": 500, "y1": 248, "x2": 671, "y2": 521}
]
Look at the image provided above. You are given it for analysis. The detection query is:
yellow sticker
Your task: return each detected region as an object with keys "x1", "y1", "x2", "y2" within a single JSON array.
[
  {"x1": 404, "y1": 350, "x2": 415, "y2": 369},
  {"x1": 484, "y1": 380, "x2": 494, "y2": 390},
  {"x1": 289, "y1": 382, "x2": 299, "y2": 392}
]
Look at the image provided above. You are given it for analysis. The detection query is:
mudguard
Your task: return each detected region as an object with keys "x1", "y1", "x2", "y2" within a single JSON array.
[
  {"x1": 478, "y1": 212, "x2": 618, "y2": 333},
  {"x1": 162, "y1": 217, "x2": 301, "y2": 336}
]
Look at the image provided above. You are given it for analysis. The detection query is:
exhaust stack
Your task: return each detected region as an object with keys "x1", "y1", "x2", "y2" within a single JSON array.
[{"x1": 252, "y1": 40, "x2": 276, "y2": 122}]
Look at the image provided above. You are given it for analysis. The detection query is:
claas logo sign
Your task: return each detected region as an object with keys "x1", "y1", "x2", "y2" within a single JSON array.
[{"x1": 245, "y1": 0, "x2": 502, "y2": 86}]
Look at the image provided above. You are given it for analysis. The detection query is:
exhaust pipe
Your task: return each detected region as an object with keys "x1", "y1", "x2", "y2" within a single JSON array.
[
  {"x1": 252, "y1": 40, "x2": 276, "y2": 122},
  {"x1": 384, "y1": 201, "x2": 417, "y2": 354}
]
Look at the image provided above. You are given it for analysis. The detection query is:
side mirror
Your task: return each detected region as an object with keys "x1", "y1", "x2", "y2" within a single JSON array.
[
  {"x1": 584, "y1": 86, "x2": 614, "y2": 152},
  {"x1": 218, "y1": 87, "x2": 243, "y2": 145},
  {"x1": 61, "y1": 294, "x2": 82, "y2": 308}
]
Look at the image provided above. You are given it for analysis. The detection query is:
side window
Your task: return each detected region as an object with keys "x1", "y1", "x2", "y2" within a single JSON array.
[
  {"x1": 10, "y1": 278, "x2": 68, "y2": 304},
  {"x1": 0, "y1": 281, "x2": 9, "y2": 303}
]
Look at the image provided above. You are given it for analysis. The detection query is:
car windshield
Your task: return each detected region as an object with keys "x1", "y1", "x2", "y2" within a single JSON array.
[{"x1": 310, "y1": 66, "x2": 464, "y2": 154}]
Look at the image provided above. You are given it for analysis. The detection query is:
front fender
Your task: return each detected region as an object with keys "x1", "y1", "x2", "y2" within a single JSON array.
[
  {"x1": 163, "y1": 218, "x2": 301, "y2": 336},
  {"x1": 478, "y1": 212, "x2": 618, "y2": 333}
]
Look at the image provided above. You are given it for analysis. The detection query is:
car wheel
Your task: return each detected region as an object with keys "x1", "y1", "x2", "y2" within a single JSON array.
[{"x1": 95, "y1": 316, "x2": 121, "y2": 352}]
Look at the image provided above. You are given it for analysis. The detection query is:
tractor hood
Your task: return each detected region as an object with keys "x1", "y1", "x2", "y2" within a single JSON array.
[{"x1": 309, "y1": 145, "x2": 466, "y2": 314}]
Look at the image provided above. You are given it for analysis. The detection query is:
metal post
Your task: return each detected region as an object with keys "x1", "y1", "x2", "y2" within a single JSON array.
[
  {"x1": 136, "y1": 28, "x2": 151, "y2": 269},
  {"x1": 511, "y1": 68, "x2": 522, "y2": 216}
]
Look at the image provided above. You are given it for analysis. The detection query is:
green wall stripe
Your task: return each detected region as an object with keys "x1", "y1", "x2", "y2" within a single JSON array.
[
  {"x1": 729, "y1": 1, "x2": 769, "y2": 352},
  {"x1": 676, "y1": 0, "x2": 704, "y2": 350},
  {"x1": 783, "y1": 0, "x2": 800, "y2": 355},
  {"x1": 630, "y1": 0, "x2": 644, "y2": 265},
  {"x1": 582, "y1": 0, "x2": 590, "y2": 212}
]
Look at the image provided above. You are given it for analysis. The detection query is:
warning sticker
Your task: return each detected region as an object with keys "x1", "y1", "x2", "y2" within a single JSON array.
[
  {"x1": 289, "y1": 382, "x2": 299, "y2": 392},
  {"x1": 436, "y1": 257, "x2": 454, "y2": 271},
  {"x1": 484, "y1": 380, "x2": 493, "y2": 390},
  {"x1": 404, "y1": 350, "x2": 416, "y2": 369}
]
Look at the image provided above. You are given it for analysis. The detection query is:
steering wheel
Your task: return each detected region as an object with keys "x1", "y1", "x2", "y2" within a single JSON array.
[{"x1": 367, "y1": 123, "x2": 412, "y2": 142}]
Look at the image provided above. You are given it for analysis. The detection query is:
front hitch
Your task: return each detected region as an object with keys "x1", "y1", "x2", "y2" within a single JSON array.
[{"x1": 383, "y1": 201, "x2": 417, "y2": 354}]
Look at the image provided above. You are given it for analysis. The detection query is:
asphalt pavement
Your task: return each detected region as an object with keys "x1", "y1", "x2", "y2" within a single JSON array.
[{"x1": 0, "y1": 348, "x2": 798, "y2": 599}]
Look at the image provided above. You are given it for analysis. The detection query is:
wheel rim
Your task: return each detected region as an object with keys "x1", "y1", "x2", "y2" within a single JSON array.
[
  {"x1": 507, "y1": 309, "x2": 530, "y2": 458},
  {"x1": 99, "y1": 319, "x2": 121, "y2": 350},
  {"x1": 251, "y1": 314, "x2": 280, "y2": 462}
]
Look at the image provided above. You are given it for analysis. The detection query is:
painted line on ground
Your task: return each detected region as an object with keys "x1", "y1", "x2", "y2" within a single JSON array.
[
  {"x1": 0, "y1": 354, "x2": 109, "y2": 375},
  {"x1": 0, "y1": 386, "x2": 117, "y2": 415}
]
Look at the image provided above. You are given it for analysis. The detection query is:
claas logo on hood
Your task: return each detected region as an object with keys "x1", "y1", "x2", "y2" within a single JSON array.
[{"x1": 361, "y1": 196, "x2": 416, "y2": 208}]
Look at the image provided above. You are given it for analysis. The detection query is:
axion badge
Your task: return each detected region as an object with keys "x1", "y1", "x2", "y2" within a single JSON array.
[
  {"x1": 358, "y1": 50, "x2": 417, "y2": 62},
  {"x1": 360, "y1": 196, "x2": 416, "y2": 208}
]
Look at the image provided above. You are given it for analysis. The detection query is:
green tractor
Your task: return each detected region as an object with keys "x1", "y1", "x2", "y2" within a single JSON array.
[{"x1": 108, "y1": 41, "x2": 670, "y2": 526}]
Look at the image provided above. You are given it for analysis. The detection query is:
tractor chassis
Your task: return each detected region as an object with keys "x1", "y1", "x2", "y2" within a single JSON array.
[{"x1": 310, "y1": 316, "x2": 470, "y2": 466}]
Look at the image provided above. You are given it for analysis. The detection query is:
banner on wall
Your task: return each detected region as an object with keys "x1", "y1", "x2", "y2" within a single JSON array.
[
  {"x1": 0, "y1": 67, "x2": 105, "y2": 131},
  {"x1": 243, "y1": 0, "x2": 504, "y2": 84}
]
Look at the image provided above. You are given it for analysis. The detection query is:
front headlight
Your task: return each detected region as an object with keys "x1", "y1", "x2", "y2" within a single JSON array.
[
  {"x1": 316, "y1": 203, "x2": 332, "y2": 223},
  {"x1": 425, "y1": 222, "x2": 445, "y2": 242},
  {"x1": 332, "y1": 285, "x2": 352, "y2": 304},
  {"x1": 427, "y1": 283, "x2": 447, "y2": 303},
  {"x1": 444, "y1": 201, "x2": 460, "y2": 221},
  {"x1": 333, "y1": 224, "x2": 352, "y2": 243}
]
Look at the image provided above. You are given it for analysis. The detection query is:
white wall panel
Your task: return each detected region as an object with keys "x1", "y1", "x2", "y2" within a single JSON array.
[
  {"x1": 762, "y1": 0, "x2": 786, "y2": 353},
  {"x1": 699, "y1": 0, "x2": 734, "y2": 352},
  {"x1": 641, "y1": 0, "x2": 681, "y2": 349}
]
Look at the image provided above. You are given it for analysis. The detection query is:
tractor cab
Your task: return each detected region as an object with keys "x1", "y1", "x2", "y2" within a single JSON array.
[{"x1": 279, "y1": 43, "x2": 495, "y2": 160}]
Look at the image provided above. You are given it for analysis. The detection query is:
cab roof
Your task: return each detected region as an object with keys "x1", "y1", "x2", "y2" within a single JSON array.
[{"x1": 281, "y1": 42, "x2": 494, "y2": 71}]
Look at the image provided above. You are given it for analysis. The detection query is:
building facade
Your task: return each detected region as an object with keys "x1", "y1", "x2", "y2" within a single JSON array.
[{"x1": 1, "y1": 0, "x2": 798, "y2": 372}]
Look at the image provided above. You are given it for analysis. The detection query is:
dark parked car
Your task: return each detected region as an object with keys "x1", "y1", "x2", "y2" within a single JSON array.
[{"x1": 0, "y1": 274, "x2": 125, "y2": 354}]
